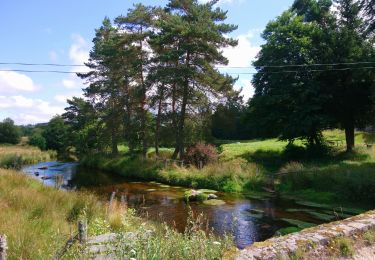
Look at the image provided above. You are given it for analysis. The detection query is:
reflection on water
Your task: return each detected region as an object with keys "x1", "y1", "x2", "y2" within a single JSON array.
[{"x1": 22, "y1": 161, "x2": 344, "y2": 249}]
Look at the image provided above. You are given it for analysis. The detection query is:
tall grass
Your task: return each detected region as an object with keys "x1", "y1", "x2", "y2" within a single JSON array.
[
  {"x1": 0, "y1": 145, "x2": 56, "y2": 169},
  {"x1": 0, "y1": 168, "x2": 104, "y2": 259},
  {"x1": 82, "y1": 155, "x2": 266, "y2": 193},
  {"x1": 65, "y1": 200, "x2": 234, "y2": 260},
  {"x1": 0, "y1": 169, "x2": 234, "y2": 259}
]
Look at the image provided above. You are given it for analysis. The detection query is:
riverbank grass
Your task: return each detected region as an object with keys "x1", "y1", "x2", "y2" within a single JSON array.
[
  {"x1": 0, "y1": 144, "x2": 56, "y2": 169},
  {"x1": 0, "y1": 168, "x2": 233, "y2": 259},
  {"x1": 0, "y1": 168, "x2": 103, "y2": 259},
  {"x1": 83, "y1": 130, "x2": 375, "y2": 208}
]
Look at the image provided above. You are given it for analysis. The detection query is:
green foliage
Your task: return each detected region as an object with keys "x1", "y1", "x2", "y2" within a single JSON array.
[
  {"x1": 81, "y1": 154, "x2": 266, "y2": 193},
  {"x1": 330, "y1": 237, "x2": 354, "y2": 257},
  {"x1": 43, "y1": 116, "x2": 69, "y2": 152},
  {"x1": 246, "y1": 0, "x2": 375, "y2": 151},
  {"x1": 211, "y1": 93, "x2": 251, "y2": 140},
  {"x1": 28, "y1": 132, "x2": 46, "y2": 150},
  {"x1": 0, "y1": 118, "x2": 21, "y2": 144},
  {"x1": 275, "y1": 226, "x2": 301, "y2": 236},
  {"x1": 364, "y1": 229, "x2": 375, "y2": 244}
]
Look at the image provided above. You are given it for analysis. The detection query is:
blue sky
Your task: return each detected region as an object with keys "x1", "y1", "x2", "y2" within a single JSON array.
[{"x1": 0, "y1": 0, "x2": 294, "y2": 125}]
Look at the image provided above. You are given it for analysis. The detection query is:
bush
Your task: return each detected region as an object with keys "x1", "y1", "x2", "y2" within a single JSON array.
[
  {"x1": 29, "y1": 133, "x2": 46, "y2": 150},
  {"x1": 185, "y1": 142, "x2": 218, "y2": 168},
  {"x1": 0, "y1": 118, "x2": 20, "y2": 144}
]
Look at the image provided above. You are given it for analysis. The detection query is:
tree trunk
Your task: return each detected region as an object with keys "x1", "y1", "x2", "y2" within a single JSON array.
[
  {"x1": 139, "y1": 27, "x2": 148, "y2": 158},
  {"x1": 171, "y1": 82, "x2": 179, "y2": 159},
  {"x1": 155, "y1": 84, "x2": 164, "y2": 156},
  {"x1": 177, "y1": 81, "x2": 188, "y2": 160},
  {"x1": 176, "y1": 53, "x2": 190, "y2": 160},
  {"x1": 345, "y1": 123, "x2": 355, "y2": 152},
  {"x1": 111, "y1": 128, "x2": 118, "y2": 156}
]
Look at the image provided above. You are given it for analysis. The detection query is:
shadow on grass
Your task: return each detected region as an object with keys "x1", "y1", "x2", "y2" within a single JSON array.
[
  {"x1": 278, "y1": 161, "x2": 375, "y2": 207},
  {"x1": 240, "y1": 145, "x2": 370, "y2": 173},
  {"x1": 363, "y1": 132, "x2": 375, "y2": 144}
]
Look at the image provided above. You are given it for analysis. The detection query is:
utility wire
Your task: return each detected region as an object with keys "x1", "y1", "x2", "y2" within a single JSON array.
[
  {"x1": 0, "y1": 62, "x2": 86, "y2": 67},
  {"x1": 1, "y1": 66, "x2": 375, "y2": 75},
  {"x1": 218, "y1": 61, "x2": 375, "y2": 69},
  {"x1": 1, "y1": 61, "x2": 375, "y2": 69}
]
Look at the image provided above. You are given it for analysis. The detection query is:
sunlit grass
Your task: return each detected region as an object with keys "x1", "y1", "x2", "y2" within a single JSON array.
[
  {"x1": 0, "y1": 144, "x2": 56, "y2": 169},
  {"x1": 0, "y1": 168, "x2": 104, "y2": 259}
]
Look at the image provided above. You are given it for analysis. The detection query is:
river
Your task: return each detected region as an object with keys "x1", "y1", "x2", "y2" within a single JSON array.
[{"x1": 22, "y1": 161, "x2": 357, "y2": 249}]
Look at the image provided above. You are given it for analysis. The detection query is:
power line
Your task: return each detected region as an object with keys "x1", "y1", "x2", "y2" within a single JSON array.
[
  {"x1": 1, "y1": 61, "x2": 375, "y2": 69},
  {"x1": 0, "y1": 62, "x2": 86, "y2": 67},
  {"x1": 0, "y1": 69, "x2": 81, "y2": 74},
  {"x1": 1, "y1": 66, "x2": 375, "y2": 75},
  {"x1": 218, "y1": 61, "x2": 375, "y2": 69}
]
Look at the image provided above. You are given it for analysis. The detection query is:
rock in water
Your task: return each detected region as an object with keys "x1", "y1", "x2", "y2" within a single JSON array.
[{"x1": 207, "y1": 193, "x2": 218, "y2": 200}]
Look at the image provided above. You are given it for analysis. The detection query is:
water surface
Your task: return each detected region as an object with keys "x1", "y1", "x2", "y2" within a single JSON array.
[{"x1": 22, "y1": 161, "x2": 354, "y2": 249}]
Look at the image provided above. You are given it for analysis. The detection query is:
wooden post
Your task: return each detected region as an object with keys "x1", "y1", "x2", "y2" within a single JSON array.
[
  {"x1": 78, "y1": 220, "x2": 87, "y2": 245},
  {"x1": 0, "y1": 235, "x2": 7, "y2": 260},
  {"x1": 199, "y1": 160, "x2": 203, "y2": 169}
]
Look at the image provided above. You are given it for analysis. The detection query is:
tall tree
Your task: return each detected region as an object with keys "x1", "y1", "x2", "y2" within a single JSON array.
[
  {"x1": 115, "y1": 4, "x2": 156, "y2": 157},
  {"x1": 247, "y1": 0, "x2": 375, "y2": 150},
  {"x1": 248, "y1": 9, "x2": 331, "y2": 145},
  {"x1": 153, "y1": 0, "x2": 238, "y2": 159},
  {"x1": 78, "y1": 18, "x2": 125, "y2": 155},
  {"x1": 320, "y1": 0, "x2": 375, "y2": 151}
]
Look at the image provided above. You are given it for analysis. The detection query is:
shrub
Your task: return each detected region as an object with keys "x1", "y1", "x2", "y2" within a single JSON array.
[
  {"x1": 29, "y1": 133, "x2": 46, "y2": 150},
  {"x1": 0, "y1": 118, "x2": 20, "y2": 144},
  {"x1": 185, "y1": 142, "x2": 218, "y2": 168}
]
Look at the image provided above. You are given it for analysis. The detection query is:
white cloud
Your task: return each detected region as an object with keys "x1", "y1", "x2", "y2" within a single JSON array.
[
  {"x1": 222, "y1": 31, "x2": 261, "y2": 67},
  {"x1": 62, "y1": 79, "x2": 78, "y2": 89},
  {"x1": 0, "y1": 95, "x2": 65, "y2": 124},
  {"x1": 61, "y1": 34, "x2": 90, "y2": 90},
  {"x1": 234, "y1": 79, "x2": 254, "y2": 101},
  {"x1": 54, "y1": 92, "x2": 82, "y2": 103},
  {"x1": 0, "y1": 71, "x2": 39, "y2": 93},
  {"x1": 198, "y1": 0, "x2": 244, "y2": 5},
  {"x1": 69, "y1": 34, "x2": 89, "y2": 65}
]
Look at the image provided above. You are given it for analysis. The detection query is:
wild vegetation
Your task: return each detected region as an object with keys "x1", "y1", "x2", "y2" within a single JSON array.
[
  {"x1": 0, "y1": 145, "x2": 56, "y2": 169},
  {"x1": 1, "y1": 0, "x2": 374, "y2": 257},
  {"x1": 0, "y1": 169, "x2": 233, "y2": 259}
]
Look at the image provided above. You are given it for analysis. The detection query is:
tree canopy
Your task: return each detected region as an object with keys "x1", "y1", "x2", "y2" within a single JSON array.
[{"x1": 246, "y1": 0, "x2": 375, "y2": 150}]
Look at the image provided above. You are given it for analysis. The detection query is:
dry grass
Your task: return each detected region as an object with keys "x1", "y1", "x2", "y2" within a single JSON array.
[{"x1": 0, "y1": 145, "x2": 56, "y2": 169}]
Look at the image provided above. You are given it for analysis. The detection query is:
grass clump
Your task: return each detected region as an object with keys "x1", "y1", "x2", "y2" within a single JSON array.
[
  {"x1": 329, "y1": 237, "x2": 354, "y2": 257},
  {"x1": 363, "y1": 229, "x2": 375, "y2": 244}
]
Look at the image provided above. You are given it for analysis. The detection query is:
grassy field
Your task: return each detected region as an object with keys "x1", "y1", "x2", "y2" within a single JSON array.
[{"x1": 0, "y1": 144, "x2": 56, "y2": 169}]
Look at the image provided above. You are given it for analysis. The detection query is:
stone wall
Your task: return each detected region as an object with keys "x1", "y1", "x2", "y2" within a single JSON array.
[{"x1": 235, "y1": 210, "x2": 375, "y2": 260}]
